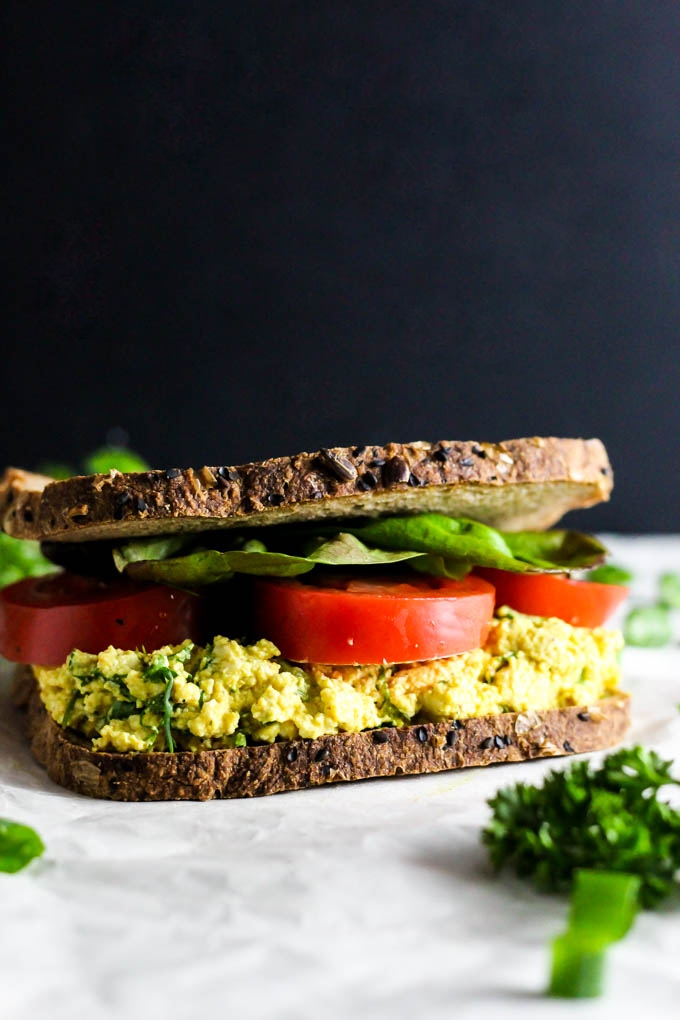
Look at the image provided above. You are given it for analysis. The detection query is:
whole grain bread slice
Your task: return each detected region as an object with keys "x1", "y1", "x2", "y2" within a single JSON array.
[
  {"x1": 0, "y1": 437, "x2": 612, "y2": 543},
  {"x1": 16, "y1": 670, "x2": 629, "y2": 801}
]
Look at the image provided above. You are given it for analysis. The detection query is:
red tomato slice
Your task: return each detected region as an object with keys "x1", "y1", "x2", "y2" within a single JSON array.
[
  {"x1": 0, "y1": 573, "x2": 204, "y2": 666},
  {"x1": 254, "y1": 574, "x2": 496, "y2": 664},
  {"x1": 475, "y1": 568, "x2": 629, "y2": 628}
]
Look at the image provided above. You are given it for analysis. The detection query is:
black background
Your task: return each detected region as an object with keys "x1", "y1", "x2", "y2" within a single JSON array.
[{"x1": 5, "y1": 2, "x2": 680, "y2": 531}]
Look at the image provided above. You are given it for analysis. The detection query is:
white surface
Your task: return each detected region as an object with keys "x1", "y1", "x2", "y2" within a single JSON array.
[{"x1": 1, "y1": 535, "x2": 679, "y2": 1020}]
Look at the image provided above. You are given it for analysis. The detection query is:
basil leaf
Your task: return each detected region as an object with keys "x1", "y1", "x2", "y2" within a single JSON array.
[
  {"x1": 407, "y1": 554, "x2": 471, "y2": 580},
  {"x1": 0, "y1": 819, "x2": 45, "y2": 874},
  {"x1": 349, "y1": 515, "x2": 516, "y2": 564},
  {"x1": 113, "y1": 535, "x2": 193, "y2": 573},
  {"x1": 126, "y1": 547, "x2": 316, "y2": 585},
  {"x1": 123, "y1": 534, "x2": 420, "y2": 585},
  {"x1": 348, "y1": 515, "x2": 607, "y2": 573},
  {"x1": 503, "y1": 529, "x2": 607, "y2": 570},
  {"x1": 305, "y1": 532, "x2": 423, "y2": 567},
  {"x1": 117, "y1": 514, "x2": 607, "y2": 587}
]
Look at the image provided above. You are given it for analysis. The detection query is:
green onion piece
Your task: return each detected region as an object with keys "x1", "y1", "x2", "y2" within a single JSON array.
[
  {"x1": 548, "y1": 870, "x2": 640, "y2": 998},
  {"x1": 623, "y1": 605, "x2": 672, "y2": 647},
  {"x1": 587, "y1": 564, "x2": 633, "y2": 586},
  {"x1": 659, "y1": 572, "x2": 680, "y2": 609},
  {"x1": 0, "y1": 819, "x2": 45, "y2": 874}
]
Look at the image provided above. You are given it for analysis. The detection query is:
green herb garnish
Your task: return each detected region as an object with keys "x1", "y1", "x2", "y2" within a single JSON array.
[
  {"x1": 549, "y1": 870, "x2": 641, "y2": 998},
  {"x1": 61, "y1": 690, "x2": 79, "y2": 728},
  {"x1": 378, "y1": 676, "x2": 409, "y2": 727},
  {"x1": 114, "y1": 515, "x2": 607, "y2": 588},
  {"x1": 160, "y1": 673, "x2": 175, "y2": 752},
  {"x1": 107, "y1": 700, "x2": 139, "y2": 722},
  {"x1": 483, "y1": 746, "x2": 680, "y2": 908},
  {"x1": 659, "y1": 572, "x2": 680, "y2": 609},
  {"x1": 145, "y1": 661, "x2": 177, "y2": 752},
  {"x1": 484, "y1": 747, "x2": 680, "y2": 998},
  {"x1": 0, "y1": 819, "x2": 45, "y2": 873},
  {"x1": 623, "y1": 605, "x2": 672, "y2": 648}
]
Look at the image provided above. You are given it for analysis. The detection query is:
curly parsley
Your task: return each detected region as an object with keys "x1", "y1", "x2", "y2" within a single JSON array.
[{"x1": 483, "y1": 746, "x2": 680, "y2": 908}]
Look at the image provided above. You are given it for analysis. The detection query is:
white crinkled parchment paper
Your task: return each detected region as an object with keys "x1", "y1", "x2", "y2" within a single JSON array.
[{"x1": 1, "y1": 536, "x2": 679, "y2": 1020}]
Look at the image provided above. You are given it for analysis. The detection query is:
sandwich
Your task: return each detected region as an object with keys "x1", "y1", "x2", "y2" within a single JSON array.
[{"x1": 0, "y1": 436, "x2": 630, "y2": 801}]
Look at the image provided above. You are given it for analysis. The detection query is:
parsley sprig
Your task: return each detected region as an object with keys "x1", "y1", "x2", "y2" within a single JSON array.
[
  {"x1": 483, "y1": 747, "x2": 680, "y2": 997},
  {"x1": 483, "y1": 747, "x2": 680, "y2": 908}
]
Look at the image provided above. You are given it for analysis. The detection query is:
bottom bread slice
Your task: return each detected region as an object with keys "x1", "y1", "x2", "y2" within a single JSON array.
[{"x1": 15, "y1": 669, "x2": 631, "y2": 801}]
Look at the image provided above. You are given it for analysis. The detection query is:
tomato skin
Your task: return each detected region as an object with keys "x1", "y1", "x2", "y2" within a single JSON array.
[
  {"x1": 475, "y1": 568, "x2": 629, "y2": 628},
  {"x1": 0, "y1": 573, "x2": 204, "y2": 666},
  {"x1": 254, "y1": 574, "x2": 496, "y2": 664}
]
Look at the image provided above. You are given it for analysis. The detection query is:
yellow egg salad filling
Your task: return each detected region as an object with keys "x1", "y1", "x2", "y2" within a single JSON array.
[{"x1": 34, "y1": 608, "x2": 623, "y2": 753}]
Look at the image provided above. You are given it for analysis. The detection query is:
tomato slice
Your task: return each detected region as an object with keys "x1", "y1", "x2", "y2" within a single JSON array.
[
  {"x1": 475, "y1": 568, "x2": 629, "y2": 628},
  {"x1": 254, "y1": 574, "x2": 496, "y2": 664},
  {"x1": 0, "y1": 573, "x2": 204, "y2": 666}
]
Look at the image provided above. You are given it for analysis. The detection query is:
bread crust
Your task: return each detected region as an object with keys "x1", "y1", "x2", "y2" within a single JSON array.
[
  {"x1": 0, "y1": 437, "x2": 612, "y2": 542},
  {"x1": 17, "y1": 671, "x2": 630, "y2": 801}
]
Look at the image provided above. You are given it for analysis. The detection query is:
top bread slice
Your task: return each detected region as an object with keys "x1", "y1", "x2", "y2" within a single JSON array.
[{"x1": 0, "y1": 436, "x2": 612, "y2": 543}]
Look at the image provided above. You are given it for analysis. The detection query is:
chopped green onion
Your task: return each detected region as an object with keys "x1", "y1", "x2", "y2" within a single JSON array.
[
  {"x1": 0, "y1": 819, "x2": 45, "y2": 874},
  {"x1": 659, "y1": 572, "x2": 680, "y2": 609},
  {"x1": 549, "y1": 870, "x2": 640, "y2": 998},
  {"x1": 624, "y1": 605, "x2": 672, "y2": 647},
  {"x1": 587, "y1": 564, "x2": 633, "y2": 586}
]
